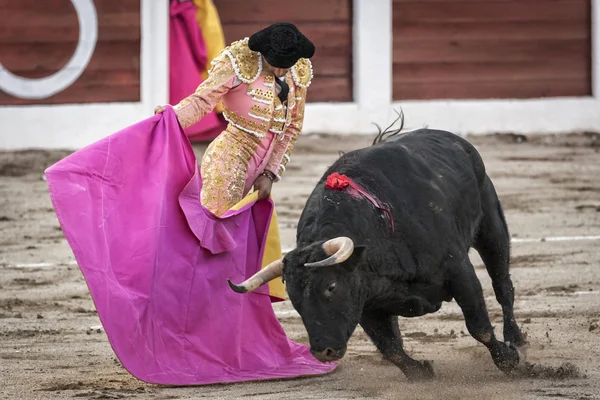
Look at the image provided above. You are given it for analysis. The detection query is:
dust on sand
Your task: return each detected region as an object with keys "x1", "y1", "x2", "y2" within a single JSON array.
[{"x1": 0, "y1": 132, "x2": 599, "y2": 400}]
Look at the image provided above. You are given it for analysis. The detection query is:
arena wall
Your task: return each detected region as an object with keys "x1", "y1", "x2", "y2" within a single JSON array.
[{"x1": 0, "y1": 0, "x2": 598, "y2": 150}]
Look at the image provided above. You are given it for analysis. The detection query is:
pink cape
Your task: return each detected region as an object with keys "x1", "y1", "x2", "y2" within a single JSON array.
[
  {"x1": 169, "y1": 0, "x2": 226, "y2": 142},
  {"x1": 44, "y1": 107, "x2": 337, "y2": 385}
]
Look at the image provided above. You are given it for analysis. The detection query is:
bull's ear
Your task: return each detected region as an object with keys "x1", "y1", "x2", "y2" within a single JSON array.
[{"x1": 343, "y1": 245, "x2": 367, "y2": 272}]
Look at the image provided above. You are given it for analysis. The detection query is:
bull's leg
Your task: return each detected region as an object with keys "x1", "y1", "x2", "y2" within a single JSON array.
[
  {"x1": 360, "y1": 311, "x2": 435, "y2": 381},
  {"x1": 448, "y1": 258, "x2": 523, "y2": 374},
  {"x1": 474, "y1": 176, "x2": 525, "y2": 349}
]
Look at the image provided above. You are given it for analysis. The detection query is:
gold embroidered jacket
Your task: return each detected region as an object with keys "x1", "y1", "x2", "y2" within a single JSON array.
[{"x1": 173, "y1": 38, "x2": 313, "y2": 181}]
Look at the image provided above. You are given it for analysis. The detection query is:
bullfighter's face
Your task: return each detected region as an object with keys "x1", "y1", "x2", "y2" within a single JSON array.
[
  {"x1": 283, "y1": 241, "x2": 368, "y2": 363},
  {"x1": 270, "y1": 67, "x2": 289, "y2": 77}
]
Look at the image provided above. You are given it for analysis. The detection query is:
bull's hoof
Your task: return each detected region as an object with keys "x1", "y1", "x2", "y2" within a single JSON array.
[
  {"x1": 506, "y1": 341, "x2": 528, "y2": 372},
  {"x1": 494, "y1": 341, "x2": 526, "y2": 374},
  {"x1": 405, "y1": 360, "x2": 435, "y2": 381}
]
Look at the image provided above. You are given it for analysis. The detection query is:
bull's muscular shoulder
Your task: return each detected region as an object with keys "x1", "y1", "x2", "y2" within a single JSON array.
[
  {"x1": 291, "y1": 58, "x2": 313, "y2": 88},
  {"x1": 215, "y1": 38, "x2": 262, "y2": 84}
]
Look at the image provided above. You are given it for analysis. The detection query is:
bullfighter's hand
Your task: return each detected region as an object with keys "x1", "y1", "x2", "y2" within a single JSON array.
[
  {"x1": 154, "y1": 105, "x2": 167, "y2": 115},
  {"x1": 254, "y1": 175, "x2": 273, "y2": 201}
]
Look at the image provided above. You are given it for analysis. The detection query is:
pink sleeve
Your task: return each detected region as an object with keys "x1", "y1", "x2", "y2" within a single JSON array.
[{"x1": 172, "y1": 59, "x2": 236, "y2": 129}]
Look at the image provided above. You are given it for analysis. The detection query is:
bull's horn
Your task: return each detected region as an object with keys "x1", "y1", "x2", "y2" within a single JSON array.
[
  {"x1": 304, "y1": 237, "x2": 354, "y2": 267},
  {"x1": 227, "y1": 258, "x2": 284, "y2": 294}
]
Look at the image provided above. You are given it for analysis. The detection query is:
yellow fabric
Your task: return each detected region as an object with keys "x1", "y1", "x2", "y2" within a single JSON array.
[
  {"x1": 192, "y1": 0, "x2": 226, "y2": 114},
  {"x1": 230, "y1": 192, "x2": 286, "y2": 301},
  {"x1": 262, "y1": 206, "x2": 286, "y2": 300},
  {"x1": 229, "y1": 190, "x2": 258, "y2": 211}
]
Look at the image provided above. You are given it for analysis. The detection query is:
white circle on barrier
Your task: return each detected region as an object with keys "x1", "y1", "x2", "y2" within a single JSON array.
[{"x1": 0, "y1": 0, "x2": 98, "y2": 99}]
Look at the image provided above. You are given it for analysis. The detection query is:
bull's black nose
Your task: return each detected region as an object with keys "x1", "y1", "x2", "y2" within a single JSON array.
[{"x1": 311, "y1": 346, "x2": 346, "y2": 362}]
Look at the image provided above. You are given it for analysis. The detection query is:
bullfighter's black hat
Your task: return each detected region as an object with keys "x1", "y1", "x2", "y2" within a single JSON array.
[{"x1": 248, "y1": 22, "x2": 315, "y2": 69}]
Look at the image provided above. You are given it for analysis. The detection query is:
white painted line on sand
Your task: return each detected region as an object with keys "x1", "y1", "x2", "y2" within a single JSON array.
[
  {"x1": 3, "y1": 235, "x2": 597, "y2": 269},
  {"x1": 510, "y1": 235, "x2": 600, "y2": 243},
  {"x1": 3, "y1": 260, "x2": 78, "y2": 268},
  {"x1": 88, "y1": 325, "x2": 103, "y2": 331},
  {"x1": 274, "y1": 310, "x2": 300, "y2": 319},
  {"x1": 275, "y1": 310, "x2": 300, "y2": 319},
  {"x1": 10, "y1": 262, "x2": 55, "y2": 268},
  {"x1": 282, "y1": 234, "x2": 600, "y2": 253}
]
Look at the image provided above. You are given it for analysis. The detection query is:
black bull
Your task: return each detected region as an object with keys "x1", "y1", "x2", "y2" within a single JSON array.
[{"x1": 228, "y1": 126, "x2": 527, "y2": 380}]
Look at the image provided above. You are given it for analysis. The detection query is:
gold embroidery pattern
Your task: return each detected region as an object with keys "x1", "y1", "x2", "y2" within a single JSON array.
[
  {"x1": 249, "y1": 104, "x2": 272, "y2": 121},
  {"x1": 294, "y1": 88, "x2": 307, "y2": 124},
  {"x1": 248, "y1": 86, "x2": 275, "y2": 107},
  {"x1": 272, "y1": 87, "x2": 307, "y2": 178},
  {"x1": 263, "y1": 74, "x2": 275, "y2": 87},
  {"x1": 284, "y1": 77, "x2": 296, "y2": 127},
  {"x1": 285, "y1": 89, "x2": 306, "y2": 156},
  {"x1": 222, "y1": 108, "x2": 269, "y2": 138},
  {"x1": 220, "y1": 38, "x2": 262, "y2": 84},
  {"x1": 291, "y1": 59, "x2": 313, "y2": 88},
  {"x1": 278, "y1": 131, "x2": 301, "y2": 177},
  {"x1": 269, "y1": 96, "x2": 286, "y2": 134},
  {"x1": 200, "y1": 126, "x2": 261, "y2": 216}
]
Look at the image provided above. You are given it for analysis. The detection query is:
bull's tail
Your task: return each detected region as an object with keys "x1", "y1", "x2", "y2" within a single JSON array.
[{"x1": 372, "y1": 108, "x2": 405, "y2": 145}]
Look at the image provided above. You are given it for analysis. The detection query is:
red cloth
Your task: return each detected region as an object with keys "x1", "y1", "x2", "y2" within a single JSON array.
[
  {"x1": 325, "y1": 172, "x2": 395, "y2": 231},
  {"x1": 325, "y1": 172, "x2": 351, "y2": 190}
]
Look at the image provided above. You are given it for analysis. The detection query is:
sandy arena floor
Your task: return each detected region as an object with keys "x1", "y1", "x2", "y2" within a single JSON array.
[{"x1": 0, "y1": 131, "x2": 599, "y2": 400}]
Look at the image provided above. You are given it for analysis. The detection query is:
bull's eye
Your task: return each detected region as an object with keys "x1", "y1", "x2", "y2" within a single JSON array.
[{"x1": 327, "y1": 282, "x2": 337, "y2": 292}]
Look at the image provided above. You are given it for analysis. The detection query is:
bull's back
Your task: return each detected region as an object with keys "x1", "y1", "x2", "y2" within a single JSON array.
[
  {"x1": 380, "y1": 128, "x2": 485, "y2": 182},
  {"x1": 354, "y1": 128, "x2": 484, "y2": 196},
  {"x1": 333, "y1": 129, "x2": 485, "y2": 246}
]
